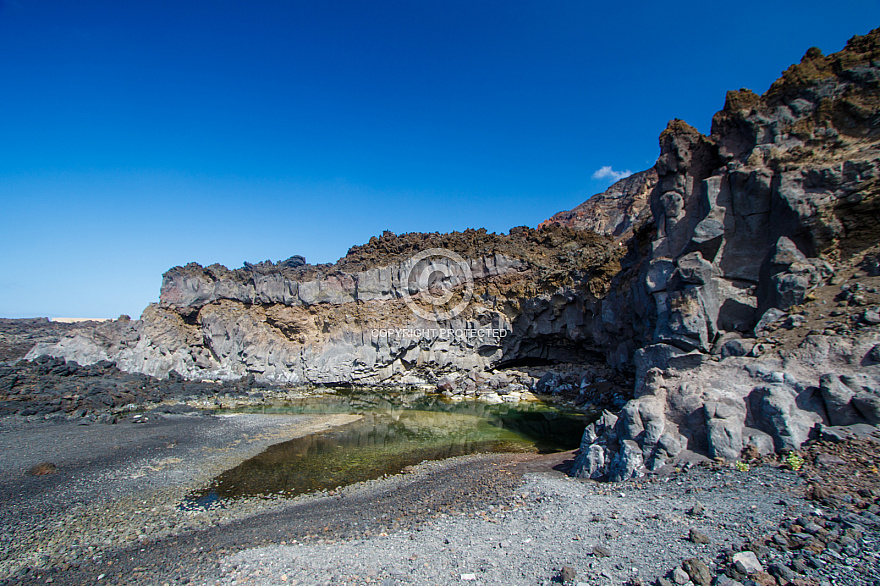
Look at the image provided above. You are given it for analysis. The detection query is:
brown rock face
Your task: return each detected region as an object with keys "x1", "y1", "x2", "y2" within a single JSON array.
[{"x1": 539, "y1": 168, "x2": 658, "y2": 241}]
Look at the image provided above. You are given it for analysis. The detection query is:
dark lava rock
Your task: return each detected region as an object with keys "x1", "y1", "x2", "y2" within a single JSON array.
[{"x1": 682, "y1": 558, "x2": 712, "y2": 586}]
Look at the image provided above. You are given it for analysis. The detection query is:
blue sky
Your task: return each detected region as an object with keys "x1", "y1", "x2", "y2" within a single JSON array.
[{"x1": 1, "y1": 1, "x2": 878, "y2": 318}]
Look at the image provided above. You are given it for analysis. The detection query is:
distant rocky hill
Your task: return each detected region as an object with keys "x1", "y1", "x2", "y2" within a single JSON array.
[
  {"x1": 539, "y1": 168, "x2": 657, "y2": 241},
  {"x1": 23, "y1": 28, "x2": 880, "y2": 481}
]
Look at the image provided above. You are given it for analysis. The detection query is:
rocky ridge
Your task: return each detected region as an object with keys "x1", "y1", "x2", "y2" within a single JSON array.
[
  {"x1": 568, "y1": 28, "x2": 880, "y2": 480},
  {"x1": 539, "y1": 167, "x2": 658, "y2": 241},
  {"x1": 26, "y1": 227, "x2": 623, "y2": 389}
]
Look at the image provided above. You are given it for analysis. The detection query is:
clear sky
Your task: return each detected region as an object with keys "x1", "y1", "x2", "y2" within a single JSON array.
[{"x1": 1, "y1": 1, "x2": 878, "y2": 319}]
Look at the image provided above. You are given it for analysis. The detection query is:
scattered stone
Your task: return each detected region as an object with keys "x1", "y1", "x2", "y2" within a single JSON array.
[
  {"x1": 862, "y1": 308, "x2": 880, "y2": 325},
  {"x1": 732, "y1": 551, "x2": 763, "y2": 575},
  {"x1": 672, "y1": 567, "x2": 690, "y2": 585},
  {"x1": 688, "y1": 529, "x2": 710, "y2": 544},
  {"x1": 560, "y1": 566, "x2": 577, "y2": 583},
  {"x1": 593, "y1": 545, "x2": 612, "y2": 558}
]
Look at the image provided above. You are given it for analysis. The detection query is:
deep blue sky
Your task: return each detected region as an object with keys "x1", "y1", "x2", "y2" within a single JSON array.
[{"x1": 1, "y1": 1, "x2": 878, "y2": 318}]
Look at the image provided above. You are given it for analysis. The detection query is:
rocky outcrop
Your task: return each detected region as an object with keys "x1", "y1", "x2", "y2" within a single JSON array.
[
  {"x1": 572, "y1": 29, "x2": 880, "y2": 479},
  {"x1": 0, "y1": 318, "x2": 86, "y2": 363},
  {"x1": 158, "y1": 251, "x2": 525, "y2": 310},
  {"x1": 28, "y1": 227, "x2": 623, "y2": 386},
  {"x1": 539, "y1": 168, "x2": 658, "y2": 241}
]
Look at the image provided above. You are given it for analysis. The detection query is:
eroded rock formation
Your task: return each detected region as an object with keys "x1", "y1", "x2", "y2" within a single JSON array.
[
  {"x1": 571, "y1": 29, "x2": 880, "y2": 479},
  {"x1": 25, "y1": 28, "x2": 880, "y2": 479},
  {"x1": 29, "y1": 228, "x2": 622, "y2": 386}
]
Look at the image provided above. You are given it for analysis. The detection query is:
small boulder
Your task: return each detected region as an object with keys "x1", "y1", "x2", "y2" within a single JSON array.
[
  {"x1": 820, "y1": 374, "x2": 864, "y2": 426},
  {"x1": 755, "y1": 308, "x2": 786, "y2": 335},
  {"x1": 719, "y1": 337, "x2": 755, "y2": 359},
  {"x1": 852, "y1": 393, "x2": 880, "y2": 425},
  {"x1": 732, "y1": 551, "x2": 763, "y2": 575},
  {"x1": 27, "y1": 462, "x2": 57, "y2": 476},
  {"x1": 682, "y1": 558, "x2": 712, "y2": 586},
  {"x1": 688, "y1": 504, "x2": 705, "y2": 517},
  {"x1": 750, "y1": 571, "x2": 777, "y2": 586},
  {"x1": 767, "y1": 562, "x2": 795, "y2": 583}
]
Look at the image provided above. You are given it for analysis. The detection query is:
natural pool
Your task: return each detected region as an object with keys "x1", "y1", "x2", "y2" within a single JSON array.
[{"x1": 188, "y1": 390, "x2": 586, "y2": 504}]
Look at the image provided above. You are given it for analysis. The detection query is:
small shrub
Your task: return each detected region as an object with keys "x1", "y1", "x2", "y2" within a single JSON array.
[
  {"x1": 784, "y1": 452, "x2": 805, "y2": 471},
  {"x1": 735, "y1": 461, "x2": 750, "y2": 472}
]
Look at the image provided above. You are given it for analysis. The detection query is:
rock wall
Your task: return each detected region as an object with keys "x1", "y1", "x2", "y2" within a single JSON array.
[
  {"x1": 28, "y1": 227, "x2": 622, "y2": 387},
  {"x1": 572, "y1": 29, "x2": 880, "y2": 479}
]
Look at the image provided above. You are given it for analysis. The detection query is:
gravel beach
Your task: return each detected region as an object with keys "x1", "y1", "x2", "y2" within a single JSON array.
[
  {"x1": 0, "y1": 412, "x2": 360, "y2": 581},
  {"x1": 208, "y1": 463, "x2": 808, "y2": 586},
  {"x1": 2, "y1": 413, "x2": 879, "y2": 586}
]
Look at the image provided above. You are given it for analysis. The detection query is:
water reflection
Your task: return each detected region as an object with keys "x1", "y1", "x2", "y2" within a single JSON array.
[{"x1": 192, "y1": 392, "x2": 586, "y2": 501}]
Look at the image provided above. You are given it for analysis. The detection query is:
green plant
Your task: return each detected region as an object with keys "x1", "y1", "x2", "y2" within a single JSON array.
[
  {"x1": 735, "y1": 461, "x2": 750, "y2": 472},
  {"x1": 784, "y1": 452, "x2": 805, "y2": 471}
]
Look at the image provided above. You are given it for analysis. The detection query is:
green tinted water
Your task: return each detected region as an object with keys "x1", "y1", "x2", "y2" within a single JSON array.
[{"x1": 189, "y1": 390, "x2": 585, "y2": 503}]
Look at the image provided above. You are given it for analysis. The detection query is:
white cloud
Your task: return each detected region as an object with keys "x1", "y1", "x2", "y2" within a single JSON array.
[{"x1": 592, "y1": 165, "x2": 633, "y2": 182}]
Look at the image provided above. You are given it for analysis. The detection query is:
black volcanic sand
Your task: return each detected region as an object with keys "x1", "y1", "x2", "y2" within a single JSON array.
[
  {"x1": 5, "y1": 442, "x2": 540, "y2": 586},
  {"x1": 0, "y1": 412, "x2": 362, "y2": 583}
]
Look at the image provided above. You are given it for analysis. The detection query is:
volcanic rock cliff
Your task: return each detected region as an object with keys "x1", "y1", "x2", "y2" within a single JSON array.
[
  {"x1": 29, "y1": 227, "x2": 622, "y2": 387},
  {"x1": 566, "y1": 29, "x2": 880, "y2": 479},
  {"x1": 26, "y1": 28, "x2": 880, "y2": 480}
]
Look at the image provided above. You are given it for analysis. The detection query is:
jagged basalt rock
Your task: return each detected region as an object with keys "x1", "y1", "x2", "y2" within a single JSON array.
[{"x1": 570, "y1": 28, "x2": 880, "y2": 479}]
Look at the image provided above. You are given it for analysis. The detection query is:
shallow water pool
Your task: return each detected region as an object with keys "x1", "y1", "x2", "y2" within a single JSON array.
[{"x1": 189, "y1": 390, "x2": 586, "y2": 503}]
